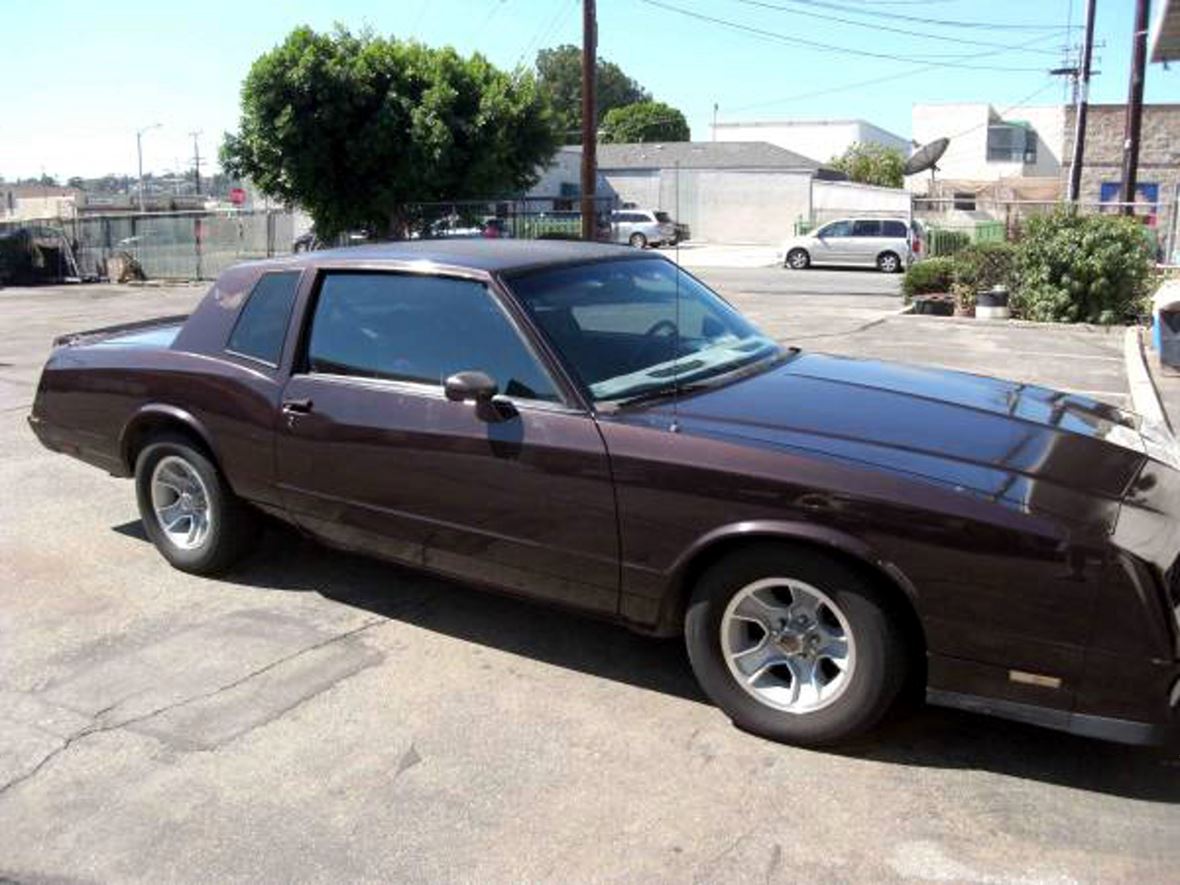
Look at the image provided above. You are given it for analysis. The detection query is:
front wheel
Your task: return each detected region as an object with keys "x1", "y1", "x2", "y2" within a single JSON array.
[
  {"x1": 685, "y1": 545, "x2": 907, "y2": 746},
  {"x1": 785, "y1": 248, "x2": 810, "y2": 270},
  {"x1": 134, "y1": 433, "x2": 259, "y2": 575}
]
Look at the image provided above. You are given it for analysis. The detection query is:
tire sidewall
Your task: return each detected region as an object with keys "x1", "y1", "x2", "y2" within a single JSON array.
[
  {"x1": 135, "y1": 437, "x2": 230, "y2": 573},
  {"x1": 685, "y1": 546, "x2": 903, "y2": 746}
]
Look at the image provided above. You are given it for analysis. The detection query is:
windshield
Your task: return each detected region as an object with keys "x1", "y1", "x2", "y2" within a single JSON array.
[{"x1": 507, "y1": 258, "x2": 781, "y2": 403}]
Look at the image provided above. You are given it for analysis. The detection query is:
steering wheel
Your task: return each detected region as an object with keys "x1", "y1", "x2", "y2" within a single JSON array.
[
  {"x1": 644, "y1": 319, "x2": 679, "y2": 339},
  {"x1": 633, "y1": 318, "x2": 680, "y2": 367}
]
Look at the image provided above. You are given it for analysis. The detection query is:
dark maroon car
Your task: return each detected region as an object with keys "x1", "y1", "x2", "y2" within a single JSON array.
[{"x1": 29, "y1": 240, "x2": 1180, "y2": 747}]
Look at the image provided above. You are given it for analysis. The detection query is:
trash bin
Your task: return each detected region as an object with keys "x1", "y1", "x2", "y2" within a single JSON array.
[{"x1": 1152, "y1": 281, "x2": 1180, "y2": 367}]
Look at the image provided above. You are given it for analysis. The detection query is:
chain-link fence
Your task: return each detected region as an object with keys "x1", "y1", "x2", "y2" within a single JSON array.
[{"x1": 0, "y1": 210, "x2": 294, "y2": 281}]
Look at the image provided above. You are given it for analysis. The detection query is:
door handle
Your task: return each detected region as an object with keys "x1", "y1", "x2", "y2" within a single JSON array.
[{"x1": 281, "y1": 397, "x2": 314, "y2": 414}]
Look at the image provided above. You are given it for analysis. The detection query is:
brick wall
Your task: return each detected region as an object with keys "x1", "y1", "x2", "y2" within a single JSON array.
[{"x1": 1062, "y1": 103, "x2": 1180, "y2": 209}]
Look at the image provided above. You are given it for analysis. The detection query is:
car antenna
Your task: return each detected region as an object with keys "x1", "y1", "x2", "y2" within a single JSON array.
[{"x1": 671, "y1": 159, "x2": 682, "y2": 434}]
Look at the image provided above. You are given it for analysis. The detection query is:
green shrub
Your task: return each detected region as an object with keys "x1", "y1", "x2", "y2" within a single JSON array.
[
  {"x1": 902, "y1": 257, "x2": 955, "y2": 302},
  {"x1": 1013, "y1": 209, "x2": 1154, "y2": 324},
  {"x1": 953, "y1": 241, "x2": 1018, "y2": 293}
]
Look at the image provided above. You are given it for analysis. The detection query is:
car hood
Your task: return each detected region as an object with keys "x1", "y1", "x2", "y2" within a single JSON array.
[{"x1": 636, "y1": 352, "x2": 1176, "y2": 529}]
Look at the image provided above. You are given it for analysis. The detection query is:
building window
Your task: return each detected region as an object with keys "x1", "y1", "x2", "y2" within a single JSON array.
[
  {"x1": 987, "y1": 123, "x2": 1036, "y2": 164},
  {"x1": 953, "y1": 191, "x2": 976, "y2": 211}
]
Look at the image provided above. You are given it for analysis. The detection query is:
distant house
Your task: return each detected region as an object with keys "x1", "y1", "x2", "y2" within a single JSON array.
[
  {"x1": 1, "y1": 184, "x2": 83, "y2": 222},
  {"x1": 710, "y1": 118, "x2": 908, "y2": 166}
]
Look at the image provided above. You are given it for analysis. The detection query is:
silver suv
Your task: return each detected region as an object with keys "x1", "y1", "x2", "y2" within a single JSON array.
[
  {"x1": 611, "y1": 209, "x2": 677, "y2": 248},
  {"x1": 778, "y1": 217, "x2": 913, "y2": 273}
]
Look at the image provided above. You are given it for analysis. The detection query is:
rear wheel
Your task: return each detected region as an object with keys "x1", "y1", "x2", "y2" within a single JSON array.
[
  {"x1": 685, "y1": 545, "x2": 907, "y2": 746},
  {"x1": 786, "y1": 248, "x2": 810, "y2": 270},
  {"x1": 134, "y1": 433, "x2": 259, "y2": 574},
  {"x1": 629, "y1": 232, "x2": 648, "y2": 249},
  {"x1": 877, "y1": 251, "x2": 902, "y2": 273}
]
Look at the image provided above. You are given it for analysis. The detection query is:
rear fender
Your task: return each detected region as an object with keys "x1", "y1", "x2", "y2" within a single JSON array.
[{"x1": 119, "y1": 404, "x2": 219, "y2": 475}]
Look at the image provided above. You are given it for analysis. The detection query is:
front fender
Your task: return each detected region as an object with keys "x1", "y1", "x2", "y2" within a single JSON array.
[{"x1": 652, "y1": 519, "x2": 920, "y2": 635}]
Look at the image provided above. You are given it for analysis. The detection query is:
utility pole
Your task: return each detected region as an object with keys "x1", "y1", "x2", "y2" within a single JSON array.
[
  {"x1": 136, "y1": 123, "x2": 161, "y2": 213},
  {"x1": 1067, "y1": 0, "x2": 1096, "y2": 203},
  {"x1": 1120, "y1": 0, "x2": 1150, "y2": 215},
  {"x1": 189, "y1": 131, "x2": 202, "y2": 195},
  {"x1": 579, "y1": 0, "x2": 597, "y2": 241}
]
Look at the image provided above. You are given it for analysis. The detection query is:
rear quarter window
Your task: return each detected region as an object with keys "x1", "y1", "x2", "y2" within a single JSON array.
[
  {"x1": 226, "y1": 271, "x2": 301, "y2": 365},
  {"x1": 882, "y1": 220, "x2": 908, "y2": 238}
]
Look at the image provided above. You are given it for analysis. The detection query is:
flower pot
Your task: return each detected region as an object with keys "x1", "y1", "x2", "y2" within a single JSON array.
[
  {"x1": 913, "y1": 294, "x2": 955, "y2": 316},
  {"x1": 975, "y1": 285, "x2": 1010, "y2": 320}
]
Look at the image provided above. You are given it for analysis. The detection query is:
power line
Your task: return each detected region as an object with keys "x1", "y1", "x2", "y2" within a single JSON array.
[
  {"x1": 637, "y1": 0, "x2": 1055, "y2": 71},
  {"x1": 721, "y1": 30, "x2": 1061, "y2": 114},
  {"x1": 723, "y1": 0, "x2": 1062, "y2": 54},
  {"x1": 765, "y1": 0, "x2": 1080, "y2": 31}
]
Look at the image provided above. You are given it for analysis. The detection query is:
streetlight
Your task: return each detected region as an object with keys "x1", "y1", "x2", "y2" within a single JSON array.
[{"x1": 136, "y1": 123, "x2": 162, "y2": 213}]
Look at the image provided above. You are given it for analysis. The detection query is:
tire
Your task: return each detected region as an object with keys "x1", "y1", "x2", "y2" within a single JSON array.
[
  {"x1": 877, "y1": 251, "x2": 902, "y2": 274},
  {"x1": 629, "y1": 232, "x2": 648, "y2": 248},
  {"x1": 785, "y1": 248, "x2": 810, "y2": 270},
  {"x1": 134, "y1": 433, "x2": 259, "y2": 575},
  {"x1": 685, "y1": 544, "x2": 907, "y2": 747}
]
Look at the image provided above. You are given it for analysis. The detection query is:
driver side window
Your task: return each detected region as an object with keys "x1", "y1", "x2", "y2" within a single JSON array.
[{"x1": 305, "y1": 272, "x2": 560, "y2": 402}]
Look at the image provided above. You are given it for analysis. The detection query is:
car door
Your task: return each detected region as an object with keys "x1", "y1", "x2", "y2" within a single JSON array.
[
  {"x1": 850, "y1": 219, "x2": 882, "y2": 266},
  {"x1": 811, "y1": 219, "x2": 854, "y2": 265},
  {"x1": 274, "y1": 269, "x2": 621, "y2": 614}
]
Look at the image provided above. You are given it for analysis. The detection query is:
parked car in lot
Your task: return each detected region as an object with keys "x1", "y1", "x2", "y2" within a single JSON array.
[
  {"x1": 611, "y1": 209, "x2": 678, "y2": 248},
  {"x1": 779, "y1": 217, "x2": 914, "y2": 273},
  {"x1": 30, "y1": 240, "x2": 1180, "y2": 747}
]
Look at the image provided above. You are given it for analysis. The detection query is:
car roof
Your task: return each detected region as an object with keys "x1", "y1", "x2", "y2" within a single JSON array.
[{"x1": 254, "y1": 238, "x2": 647, "y2": 274}]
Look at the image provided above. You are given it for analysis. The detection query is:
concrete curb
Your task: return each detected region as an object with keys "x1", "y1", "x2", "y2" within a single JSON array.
[{"x1": 1124, "y1": 326, "x2": 1172, "y2": 432}]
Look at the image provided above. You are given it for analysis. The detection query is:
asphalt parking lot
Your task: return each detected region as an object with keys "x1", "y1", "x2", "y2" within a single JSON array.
[{"x1": 1, "y1": 270, "x2": 1176, "y2": 883}]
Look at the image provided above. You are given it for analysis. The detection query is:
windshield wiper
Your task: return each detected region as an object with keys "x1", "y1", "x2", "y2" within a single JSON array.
[{"x1": 600, "y1": 346, "x2": 793, "y2": 411}]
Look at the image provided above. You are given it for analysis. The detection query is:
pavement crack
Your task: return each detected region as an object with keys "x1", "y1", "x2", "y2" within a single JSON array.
[{"x1": 0, "y1": 617, "x2": 386, "y2": 800}]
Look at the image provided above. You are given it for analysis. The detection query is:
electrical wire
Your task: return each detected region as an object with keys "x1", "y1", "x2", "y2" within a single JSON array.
[
  {"x1": 723, "y1": 0, "x2": 1062, "y2": 54},
  {"x1": 765, "y1": 0, "x2": 1080, "y2": 31},
  {"x1": 637, "y1": 0, "x2": 1054, "y2": 71}
]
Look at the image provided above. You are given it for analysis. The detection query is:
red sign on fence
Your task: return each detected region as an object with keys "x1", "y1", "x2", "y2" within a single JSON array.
[{"x1": 229, "y1": 187, "x2": 246, "y2": 206}]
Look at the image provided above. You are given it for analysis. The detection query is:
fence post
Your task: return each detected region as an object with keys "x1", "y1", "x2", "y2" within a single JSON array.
[{"x1": 194, "y1": 216, "x2": 203, "y2": 281}]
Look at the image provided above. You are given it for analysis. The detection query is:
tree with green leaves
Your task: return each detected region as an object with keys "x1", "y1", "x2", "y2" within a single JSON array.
[
  {"x1": 536, "y1": 44, "x2": 651, "y2": 144},
  {"x1": 829, "y1": 142, "x2": 905, "y2": 189},
  {"x1": 601, "y1": 101, "x2": 690, "y2": 143},
  {"x1": 221, "y1": 26, "x2": 557, "y2": 238}
]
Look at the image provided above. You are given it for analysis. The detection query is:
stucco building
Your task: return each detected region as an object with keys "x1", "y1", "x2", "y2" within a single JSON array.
[{"x1": 710, "y1": 118, "x2": 908, "y2": 166}]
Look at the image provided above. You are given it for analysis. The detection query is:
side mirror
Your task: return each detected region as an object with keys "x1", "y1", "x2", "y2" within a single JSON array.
[{"x1": 444, "y1": 370, "x2": 498, "y2": 403}]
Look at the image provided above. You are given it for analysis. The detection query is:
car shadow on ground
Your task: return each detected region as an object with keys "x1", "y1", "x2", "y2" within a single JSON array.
[{"x1": 114, "y1": 519, "x2": 1180, "y2": 802}]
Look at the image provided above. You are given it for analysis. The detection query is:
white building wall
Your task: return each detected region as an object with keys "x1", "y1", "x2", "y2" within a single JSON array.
[
  {"x1": 529, "y1": 148, "x2": 582, "y2": 197},
  {"x1": 711, "y1": 119, "x2": 908, "y2": 165},
  {"x1": 811, "y1": 180, "x2": 911, "y2": 223},
  {"x1": 656, "y1": 169, "x2": 812, "y2": 244},
  {"x1": 909, "y1": 102, "x2": 1065, "y2": 191}
]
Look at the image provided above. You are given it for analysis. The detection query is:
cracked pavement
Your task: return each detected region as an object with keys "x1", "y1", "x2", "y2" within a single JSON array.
[{"x1": 1, "y1": 275, "x2": 1177, "y2": 883}]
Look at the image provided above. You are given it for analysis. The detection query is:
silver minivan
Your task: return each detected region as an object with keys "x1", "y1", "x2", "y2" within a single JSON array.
[
  {"x1": 611, "y1": 209, "x2": 677, "y2": 248},
  {"x1": 778, "y1": 217, "x2": 913, "y2": 273}
]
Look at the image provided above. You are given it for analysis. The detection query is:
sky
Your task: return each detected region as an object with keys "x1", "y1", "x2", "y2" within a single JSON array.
[{"x1": 2, "y1": 0, "x2": 1178, "y2": 180}]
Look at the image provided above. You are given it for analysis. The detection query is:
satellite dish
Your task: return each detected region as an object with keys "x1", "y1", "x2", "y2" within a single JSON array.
[{"x1": 903, "y1": 137, "x2": 950, "y2": 176}]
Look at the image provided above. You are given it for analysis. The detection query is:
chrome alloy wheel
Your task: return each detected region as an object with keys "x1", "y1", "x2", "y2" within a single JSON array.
[
  {"x1": 720, "y1": 577, "x2": 856, "y2": 713},
  {"x1": 150, "y1": 455, "x2": 212, "y2": 551}
]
